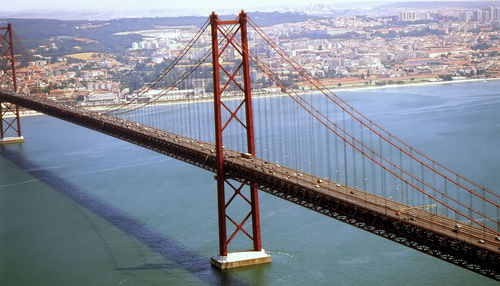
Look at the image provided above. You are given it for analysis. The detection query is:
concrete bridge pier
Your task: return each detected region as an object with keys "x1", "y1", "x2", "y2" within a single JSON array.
[
  {"x1": 0, "y1": 136, "x2": 25, "y2": 144},
  {"x1": 211, "y1": 249, "x2": 271, "y2": 269}
]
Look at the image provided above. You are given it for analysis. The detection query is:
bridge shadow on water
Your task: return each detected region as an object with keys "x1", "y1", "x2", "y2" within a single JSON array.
[{"x1": 1, "y1": 147, "x2": 248, "y2": 286}]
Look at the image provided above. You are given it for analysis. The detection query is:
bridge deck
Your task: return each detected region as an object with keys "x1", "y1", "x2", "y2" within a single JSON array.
[
  {"x1": 1, "y1": 91, "x2": 499, "y2": 279},
  {"x1": 224, "y1": 148, "x2": 500, "y2": 252}
]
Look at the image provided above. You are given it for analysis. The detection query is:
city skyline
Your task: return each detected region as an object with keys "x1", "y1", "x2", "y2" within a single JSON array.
[{"x1": 1, "y1": 0, "x2": 496, "y2": 19}]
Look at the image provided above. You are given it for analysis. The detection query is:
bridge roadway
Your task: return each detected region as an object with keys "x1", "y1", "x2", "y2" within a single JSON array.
[{"x1": 1, "y1": 91, "x2": 499, "y2": 280}]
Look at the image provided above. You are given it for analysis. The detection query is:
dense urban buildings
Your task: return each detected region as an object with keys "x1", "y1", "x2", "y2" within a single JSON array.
[{"x1": 3, "y1": 5, "x2": 500, "y2": 106}]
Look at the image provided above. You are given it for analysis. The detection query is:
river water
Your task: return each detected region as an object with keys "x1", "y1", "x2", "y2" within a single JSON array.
[{"x1": 1, "y1": 81, "x2": 499, "y2": 285}]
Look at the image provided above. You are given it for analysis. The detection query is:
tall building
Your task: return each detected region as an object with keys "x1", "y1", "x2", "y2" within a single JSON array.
[
  {"x1": 472, "y1": 9, "x2": 490, "y2": 22},
  {"x1": 488, "y1": 6, "x2": 495, "y2": 20},
  {"x1": 492, "y1": 7, "x2": 500, "y2": 20},
  {"x1": 472, "y1": 9, "x2": 480, "y2": 21},
  {"x1": 459, "y1": 12, "x2": 470, "y2": 22},
  {"x1": 482, "y1": 10, "x2": 490, "y2": 22},
  {"x1": 399, "y1": 11, "x2": 416, "y2": 22}
]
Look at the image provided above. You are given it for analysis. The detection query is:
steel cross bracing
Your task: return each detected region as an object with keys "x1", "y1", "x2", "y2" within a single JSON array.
[
  {"x1": 1, "y1": 91, "x2": 499, "y2": 280},
  {"x1": 0, "y1": 24, "x2": 21, "y2": 139},
  {"x1": 210, "y1": 11, "x2": 262, "y2": 256}
]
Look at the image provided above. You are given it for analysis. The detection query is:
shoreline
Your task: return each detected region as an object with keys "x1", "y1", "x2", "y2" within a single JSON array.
[
  {"x1": 4, "y1": 77, "x2": 499, "y2": 118},
  {"x1": 331, "y1": 77, "x2": 500, "y2": 93}
]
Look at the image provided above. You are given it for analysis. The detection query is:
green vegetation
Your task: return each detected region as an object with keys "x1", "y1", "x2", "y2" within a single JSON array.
[
  {"x1": 3, "y1": 11, "x2": 316, "y2": 56},
  {"x1": 472, "y1": 42, "x2": 492, "y2": 50},
  {"x1": 439, "y1": 74, "x2": 454, "y2": 81}
]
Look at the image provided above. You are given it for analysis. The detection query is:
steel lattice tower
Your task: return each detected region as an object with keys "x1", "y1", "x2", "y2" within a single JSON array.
[
  {"x1": 0, "y1": 23, "x2": 23, "y2": 144},
  {"x1": 209, "y1": 11, "x2": 270, "y2": 268}
]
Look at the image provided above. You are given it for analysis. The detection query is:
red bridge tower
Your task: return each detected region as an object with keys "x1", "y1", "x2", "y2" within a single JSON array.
[
  {"x1": 210, "y1": 11, "x2": 271, "y2": 269},
  {"x1": 0, "y1": 23, "x2": 24, "y2": 144}
]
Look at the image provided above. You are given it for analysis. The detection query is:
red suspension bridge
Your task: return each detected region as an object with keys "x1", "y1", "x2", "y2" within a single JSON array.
[{"x1": 1, "y1": 11, "x2": 499, "y2": 279}]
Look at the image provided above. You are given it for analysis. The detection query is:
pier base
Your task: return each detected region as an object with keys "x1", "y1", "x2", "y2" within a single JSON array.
[
  {"x1": 210, "y1": 250, "x2": 271, "y2": 269},
  {"x1": 0, "y1": 136, "x2": 25, "y2": 144}
]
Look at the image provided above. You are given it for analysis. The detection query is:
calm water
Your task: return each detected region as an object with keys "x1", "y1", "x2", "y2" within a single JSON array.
[{"x1": 1, "y1": 81, "x2": 499, "y2": 285}]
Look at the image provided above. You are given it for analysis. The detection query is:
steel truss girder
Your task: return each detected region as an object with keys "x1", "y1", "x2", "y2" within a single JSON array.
[
  {"x1": 226, "y1": 164, "x2": 500, "y2": 281},
  {"x1": 2, "y1": 91, "x2": 498, "y2": 281}
]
